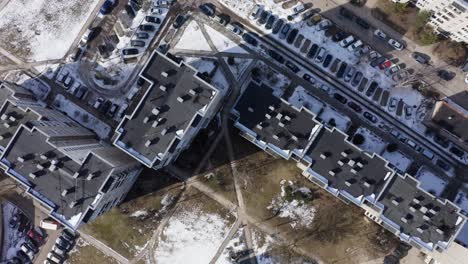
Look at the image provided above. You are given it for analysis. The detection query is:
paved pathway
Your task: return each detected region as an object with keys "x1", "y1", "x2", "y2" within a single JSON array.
[{"x1": 78, "y1": 231, "x2": 130, "y2": 264}]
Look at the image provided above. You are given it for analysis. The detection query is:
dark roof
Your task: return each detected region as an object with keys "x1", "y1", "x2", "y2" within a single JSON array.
[
  {"x1": 431, "y1": 101, "x2": 468, "y2": 142},
  {"x1": 233, "y1": 82, "x2": 320, "y2": 152},
  {"x1": 114, "y1": 52, "x2": 219, "y2": 167},
  {"x1": 305, "y1": 128, "x2": 394, "y2": 200},
  {"x1": 3, "y1": 127, "x2": 112, "y2": 221},
  {"x1": 379, "y1": 174, "x2": 464, "y2": 246},
  {"x1": 447, "y1": 91, "x2": 468, "y2": 111}
]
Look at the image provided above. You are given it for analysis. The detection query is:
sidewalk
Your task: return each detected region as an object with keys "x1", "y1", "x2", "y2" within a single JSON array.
[{"x1": 304, "y1": 0, "x2": 467, "y2": 96}]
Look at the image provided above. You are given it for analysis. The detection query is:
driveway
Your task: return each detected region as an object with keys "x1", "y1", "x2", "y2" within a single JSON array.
[{"x1": 304, "y1": 0, "x2": 467, "y2": 96}]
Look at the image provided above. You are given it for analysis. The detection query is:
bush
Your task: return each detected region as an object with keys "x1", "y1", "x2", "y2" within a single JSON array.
[
  {"x1": 386, "y1": 143, "x2": 398, "y2": 152},
  {"x1": 353, "y1": 134, "x2": 365, "y2": 145},
  {"x1": 392, "y1": 3, "x2": 408, "y2": 14},
  {"x1": 434, "y1": 40, "x2": 467, "y2": 66},
  {"x1": 416, "y1": 27, "x2": 439, "y2": 45}
]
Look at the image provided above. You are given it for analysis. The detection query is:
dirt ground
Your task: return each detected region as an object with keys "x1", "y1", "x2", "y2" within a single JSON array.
[
  {"x1": 373, "y1": 0, "x2": 419, "y2": 37},
  {"x1": 67, "y1": 239, "x2": 119, "y2": 264}
]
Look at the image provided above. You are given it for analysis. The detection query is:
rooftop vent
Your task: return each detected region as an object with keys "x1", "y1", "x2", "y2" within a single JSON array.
[
  {"x1": 0, "y1": 114, "x2": 8, "y2": 120},
  {"x1": 8, "y1": 115, "x2": 16, "y2": 122},
  {"x1": 29, "y1": 172, "x2": 38, "y2": 179},
  {"x1": 392, "y1": 197, "x2": 402, "y2": 206},
  {"x1": 189, "y1": 88, "x2": 199, "y2": 95},
  {"x1": 337, "y1": 160, "x2": 344, "y2": 166},
  {"x1": 340, "y1": 151, "x2": 348, "y2": 157},
  {"x1": 256, "y1": 123, "x2": 263, "y2": 130},
  {"x1": 145, "y1": 138, "x2": 159, "y2": 147},
  {"x1": 265, "y1": 113, "x2": 271, "y2": 119},
  {"x1": 436, "y1": 228, "x2": 444, "y2": 235},
  {"x1": 61, "y1": 187, "x2": 75, "y2": 197},
  {"x1": 161, "y1": 71, "x2": 169, "y2": 78},
  {"x1": 0, "y1": 132, "x2": 11, "y2": 140},
  {"x1": 329, "y1": 170, "x2": 335, "y2": 176},
  {"x1": 152, "y1": 107, "x2": 160, "y2": 116},
  {"x1": 177, "y1": 96, "x2": 187, "y2": 103},
  {"x1": 268, "y1": 105, "x2": 275, "y2": 111},
  {"x1": 291, "y1": 135, "x2": 298, "y2": 142},
  {"x1": 160, "y1": 85, "x2": 167, "y2": 92},
  {"x1": 356, "y1": 162, "x2": 364, "y2": 168},
  {"x1": 17, "y1": 156, "x2": 26, "y2": 163},
  {"x1": 161, "y1": 128, "x2": 168, "y2": 136},
  {"x1": 420, "y1": 206, "x2": 428, "y2": 214},
  {"x1": 348, "y1": 159, "x2": 356, "y2": 167},
  {"x1": 320, "y1": 153, "x2": 328, "y2": 159},
  {"x1": 276, "y1": 113, "x2": 283, "y2": 120},
  {"x1": 248, "y1": 107, "x2": 254, "y2": 113},
  {"x1": 73, "y1": 171, "x2": 81, "y2": 179},
  {"x1": 36, "y1": 164, "x2": 45, "y2": 170},
  {"x1": 278, "y1": 122, "x2": 285, "y2": 127},
  {"x1": 284, "y1": 115, "x2": 291, "y2": 121},
  {"x1": 69, "y1": 200, "x2": 80, "y2": 208},
  {"x1": 272, "y1": 134, "x2": 280, "y2": 140}
]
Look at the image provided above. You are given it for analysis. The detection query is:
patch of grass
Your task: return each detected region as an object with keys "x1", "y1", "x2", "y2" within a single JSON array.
[
  {"x1": 201, "y1": 166, "x2": 237, "y2": 203},
  {"x1": 82, "y1": 181, "x2": 184, "y2": 258},
  {"x1": 68, "y1": 241, "x2": 118, "y2": 264}
]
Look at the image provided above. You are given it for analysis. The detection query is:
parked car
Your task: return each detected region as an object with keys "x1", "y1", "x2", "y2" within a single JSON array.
[
  {"x1": 46, "y1": 252, "x2": 62, "y2": 264},
  {"x1": 287, "y1": 28, "x2": 299, "y2": 44},
  {"x1": 27, "y1": 229, "x2": 44, "y2": 245},
  {"x1": 279, "y1": 24, "x2": 291, "y2": 39},
  {"x1": 80, "y1": 28, "x2": 97, "y2": 44},
  {"x1": 268, "y1": 49, "x2": 285, "y2": 63},
  {"x1": 131, "y1": 40, "x2": 145, "y2": 47},
  {"x1": 100, "y1": 0, "x2": 116, "y2": 15},
  {"x1": 265, "y1": 15, "x2": 277, "y2": 30},
  {"x1": 339, "y1": 7, "x2": 354, "y2": 20},
  {"x1": 145, "y1": 16, "x2": 161, "y2": 24},
  {"x1": 386, "y1": 65, "x2": 400, "y2": 76},
  {"x1": 9, "y1": 214, "x2": 20, "y2": 228},
  {"x1": 333, "y1": 93, "x2": 347, "y2": 104},
  {"x1": 436, "y1": 159, "x2": 450, "y2": 171},
  {"x1": 20, "y1": 244, "x2": 34, "y2": 260},
  {"x1": 107, "y1": 103, "x2": 119, "y2": 117},
  {"x1": 272, "y1": 19, "x2": 284, "y2": 34},
  {"x1": 355, "y1": 17, "x2": 370, "y2": 29},
  {"x1": 388, "y1": 97, "x2": 397, "y2": 112},
  {"x1": 69, "y1": 81, "x2": 80, "y2": 93},
  {"x1": 412, "y1": 52, "x2": 430, "y2": 64},
  {"x1": 344, "y1": 66, "x2": 356, "y2": 82},
  {"x1": 379, "y1": 60, "x2": 392, "y2": 70},
  {"x1": 336, "y1": 62, "x2": 348, "y2": 78},
  {"x1": 122, "y1": 48, "x2": 140, "y2": 59},
  {"x1": 347, "y1": 40, "x2": 362, "y2": 52},
  {"x1": 52, "y1": 244, "x2": 66, "y2": 259},
  {"x1": 340, "y1": 35, "x2": 354, "y2": 47},
  {"x1": 199, "y1": 3, "x2": 215, "y2": 17},
  {"x1": 74, "y1": 87, "x2": 88, "y2": 100},
  {"x1": 154, "y1": 0, "x2": 173, "y2": 6},
  {"x1": 258, "y1": 10, "x2": 270, "y2": 25},
  {"x1": 136, "y1": 32, "x2": 149, "y2": 39},
  {"x1": 363, "y1": 111, "x2": 377, "y2": 122},
  {"x1": 227, "y1": 22, "x2": 244, "y2": 35},
  {"x1": 243, "y1": 32, "x2": 258, "y2": 46},
  {"x1": 438, "y1": 70, "x2": 456, "y2": 81},
  {"x1": 330, "y1": 58, "x2": 341, "y2": 73},
  {"x1": 285, "y1": 61, "x2": 300, "y2": 73},
  {"x1": 332, "y1": 31, "x2": 347, "y2": 42},
  {"x1": 214, "y1": 14, "x2": 230, "y2": 26},
  {"x1": 374, "y1": 29, "x2": 386, "y2": 39},
  {"x1": 315, "y1": 47, "x2": 326, "y2": 63},
  {"x1": 16, "y1": 251, "x2": 32, "y2": 264},
  {"x1": 307, "y1": 43, "x2": 319, "y2": 58},
  {"x1": 404, "y1": 105, "x2": 413, "y2": 119},
  {"x1": 173, "y1": 15, "x2": 186, "y2": 28},
  {"x1": 351, "y1": 71, "x2": 363, "y2": 86},
  {"x1": 24, "y1": 240, "x2": 38, "y2": 254},
  {"x1": 293, "y1": 4, "x2": 306, "y2": 13},
  {"x1": 388, "y1": 38, "x2": 404, "y2": 50},
  {"x1": 303, "y1": 73, "x2": 315, "y2": 84},
  {"x1": 93, "y1": 97, "x2": 104, "y2": 109},
  {"x1": 371, "y1": 56, "x2": 386, "y2": 68},
  {"x1": 63, "y1": 75, "x2": 73, "y2": 88},
  {"x1": 307, "y1": 14, "x2": 321, "y2": 26},
  {"x1": 318, "y1": 19, "x2": 332, "y2": 30},
  {"x1": 348, "y1": 101, "x2": 362, "y2": 112},
  {"x1": 151, "y1": 7, "x2": 164, "y2": 15},
  {"x1": 249, "y1": 4, "x2": 262, "y2": 20},
  {"x1": 117, "y1": 103, "x2": 129, "y2": 118},
  {"x1": 323, "y1": 54, "x2": 333, "y2": 68},
  {"x1": 139, "y1": 24, "x2": 155, "y2": 32}
]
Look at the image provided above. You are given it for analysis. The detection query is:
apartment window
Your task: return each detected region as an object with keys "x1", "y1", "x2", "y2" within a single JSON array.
[{"x1": 447, "y1": 12, "x2": 456, "y2": 19}]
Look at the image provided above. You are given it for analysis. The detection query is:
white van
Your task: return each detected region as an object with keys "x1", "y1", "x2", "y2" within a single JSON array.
[
  {"x1": 40, "y1": 219, "x2": 60, "y2": 230},
  {"x1": 340, "y1": 35, "x2": 354, "y2": 47},
  {"x1": 347, "y1": 40, "x2": 362, "y2": 52}
]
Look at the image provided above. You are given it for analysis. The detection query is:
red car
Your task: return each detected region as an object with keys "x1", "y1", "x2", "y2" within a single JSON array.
[
  {"x1": 27, "y1": 229, "x2": 44, "y2": 245},
  {"x1": 379, "y1": 60, "x2": 392, "y2": 70}
]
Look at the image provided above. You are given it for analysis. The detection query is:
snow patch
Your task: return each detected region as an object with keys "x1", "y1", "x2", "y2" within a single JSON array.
[
  {"x1": 175, "y1": 20, "x2": 212, "y2": 51},
  {"x1": 204, "y1": 25, "x2": 247, "y2": 54},
  {"x1": 415, "y1": 167, "x2": 448, "y2": 197},
  {"x1": 354, "y1": 127, "x2": 387, "y2": 154}
]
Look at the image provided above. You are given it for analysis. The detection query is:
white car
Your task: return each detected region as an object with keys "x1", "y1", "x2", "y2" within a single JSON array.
[
  {"x1": 47, "y1": 252, "x2": 62, "y2": 264},
  {"x1": 374, "y1": 29, "x2": 387, "y2": 39},
  {"x1": 388, "y1": 97, "x2": 397, "y2": 112},
  {"x1": 249, "y1": 4, "x2": 262, "y2": 20},
  {"x1": 293, "y1": 4, "x2": 305, "y2": 13},
  {"x1": 80, "y1": 28, "x2": 95, "y2": 44},
  {"x1": 340, "y1": 35, "x2": 354, "y2": 47},
  {"x1": 69, "y1": 81, "x2": 80, "y2": 93},
  {"x1": 226, "y1": 23, "x2": 243, "y2": 35},
  {"x1": 386, "y1": 65, "x2": 400, "y2": 76},
  {"x1": 388, "y1": 38, "x2": 404, "y2": 51},
  {"x1": 347, "y1": 40, "x2": 362, "y2": 52},
  {"x1": 93, "y1": 97, "x2": 104, "y2": 109},
  {"x1": 465, "y1": 73, "x2": 468, "y2": 84},
  {"x1": 151, "y1": 7, "x2": 164, "y2": 14}
]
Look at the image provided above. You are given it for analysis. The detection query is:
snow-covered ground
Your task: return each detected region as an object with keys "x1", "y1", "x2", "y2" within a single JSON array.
[
  {"x1": 53, "y1": 94, "x2": 111, "y2": 139},
  {"x1": 288, "y1": 86, "x2": 325, "y2": 116},
  {"x1": 254, "y1": 61, "x2": 290, "y2": 97},
  {"x1": 0, "y1": 0, "x2": 99, "y2": 61},
  {"x1": 415, "y1": 167, "x2": 448, "y2": 197},
  {"x1": 319, "y1": 106, "x2": 351, "y2": 132},
  {"x1": 205, "y1": 25, "x2": 247, "y2": 54},
  {"x1": 381, "y1": 150, "x2": 412, "y2": 173},
  {"x1": 185, "y1": 57, "x2": 218, "y2": 75},
  {"x1": 454, "y1": 188, "x2": 468, "y2": 216},
  {"x1": 3, "y1": 70, "x2": 50, "y2": 101},
  {"x1": 212, "y1": 68, "x2": 230, "y2": 93},
  {"x1": 154, "y1": 207, "x2": 233, "y2": 264},
  {"x1": 2, "y1": 202, "x2": 27, "y2": 261},
  {"x1": 175, "y1": 20, "x2": 212, "y2": 51},
  {"x1": 267, "y1": 180, "x2": 316, "y2": 229},
  {"x1": 216, "y1": 228, "x2": 248, "y2": 264},
  {"x1": 354, "y1": 127, "x2": 387, "y2": 154},
  {"x1": 223, "y1": 57, "x2": 253, "y2": 81},
  {"x1": 218, "y1": 0, "x2": 256, "y2": 18}
]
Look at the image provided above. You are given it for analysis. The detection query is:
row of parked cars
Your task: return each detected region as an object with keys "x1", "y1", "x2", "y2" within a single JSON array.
[
  {"x1": 122, "y1": 0, "x2": 172, "y2": 59},
  {"x1": 45, "y1": 229, "x2": 77, "y2": 264},
  {"x1": 56, "y1": 69, "x2": 89, "y2": 100}
]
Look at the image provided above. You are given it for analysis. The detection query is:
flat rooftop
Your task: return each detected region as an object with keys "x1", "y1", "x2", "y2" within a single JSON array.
[
  {"x1": 234, "y1": 82, "x2": 320, "y2": 152},
  {"x1": 305, "y1": 128, "x2": 394, "y2": 200},
  {"x1": 379, "y1": 174, "x2": 464, "y2": 246},
  {"x1": 0, "y1": 101, "x2": 40, "y2": 150},
  {"x1": 115, "y1": 52, "x2": 219, "y2": 167},
  {"x1": 3, "y1": 127, "x2": 112, "y2": 221}
]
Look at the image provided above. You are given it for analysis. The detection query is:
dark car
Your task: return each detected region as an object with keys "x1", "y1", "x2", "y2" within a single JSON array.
[
  {"x1": 272, "y1": 19, "x2": 284, "y2": 34},
  {"x1": 332, "y1": 31, "x2": 347, "y2": 42},
  {"x1": 323, "y1": 54, "x2": 333, "y2": 68},
  {"x1": 450, "y1": 147, "x2": 464, "y2": 157},
  {"x1": 334, "y1": 93, "x2": 348, "y2": 104},
  {"x1": 339, "y1": 7, "x2": 354, "y2": 20},
  {"x1": 122, "y1": 48, "x2": 139, "y2": 55},
  {"x1": 306, "y1": 43, "x2": 319, "y2": 58},
  {"x1": 285, "y1": 61, "x2": 300, "y2": 73},
  {"x1": 436, "y1": 160, "x2": 450, "y2": 171},
  {"x1": 214, "y1": 14, "x2": 230, "y2": 25},
  {"x1": 16, "y1": 251, "x2": 31, "y2": 264},
  {"x1": 268, "y1": 49, "x2": 285, "y2": 63},
  {"x1": 199, "y1": 3, "x2": 215, "y2": 17},
  {"x1": 56, "y1": 237, "x2": 72, "y2": 251},
  {"x1": 412, "y1": 52, "x2": 430, "y2": 64},
  {"x1": 330, "y1": 58, "x2": 341, "y2": 73},
  {"x1": 370, "y1": 56, "x2": 386, "y2": 67},
  {"x1": 24, "y1": 240, "x2": 38, "y2": 254},
  {"x1": 265, "y1": 15, "x2": 277, "y2": 30},
  {"x1": 173, "y1": 15, "x2": 186, "y2": 28},
  {"x1": 438, "y1": 70, "x2": 455, "y2": 81},
  {"x1": 344, "y1": 66, "x2": 356, "y2": 82},
  {"x1": 100, "y1": 0, "x2": 116, "y2": 15},
  {"x1": 9, "y1": 214, "x2": 20, "y2": 228},
  {"x1": 355, "y1": 17, "x2": 370, "y2": 29},
  {"x1": 287, "y1": 28, "x2": 299, "y2": 44},
  {"x1": 336, "y1": 62, "x2": 348, "y2": 78},
  {"x1": 131, "y1": 40, "x2": 145, "y2": 47},
  {"x1": 279, "y1": 23, "x2": 291, "y2": 39},
  {"x1": 351, "y1": 71, "x2": 363, "y2": 86},
  {"x1": 347, "y1": 101, "x2": 362, "y2": 112},
  {"x1": 145, "y1": 16, "x2": 161, "y2": 24},
  {"x1": 363, "y1": 111, "x2": 377, "y2": 122},
  {"x1": 258, "y1": 10, "x2": 270, "y2": 25},
  {"x1": 303, "y1": 73, "x2": 315, "y2": 84},
  {"x1": 366, "y1": 81, "x2": 378, "y2": 96},
  {"x1": 61, "y1": 229, "x2": 76, "y2": 242},
  {"x1": 243, "y1": 32, "x2": 258, "y2": 46},
  {"x1": 139, "y1": 24, "x2": 155, "y2": 32},
  {"x1": 136, "y1": 32, "x2": 149, "y2": 39}
]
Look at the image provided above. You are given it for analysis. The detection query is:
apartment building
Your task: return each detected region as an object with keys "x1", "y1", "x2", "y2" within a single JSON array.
[
  {"x1": 0, "y1": 82, "x2": 142, "y2": 229},
  {"x1": 416, "y1": 0, "x2": 468, "y2": 42},
  {"x1": 114, "y1": 51, "x2": 224, "y2": 169},
  {"x1": 231, "y1": 81, "x2": 466, "y2": 253}
]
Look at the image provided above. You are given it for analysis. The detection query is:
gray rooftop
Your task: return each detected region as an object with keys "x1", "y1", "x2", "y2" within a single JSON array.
[
  {"x1": 115, "y1": 52, "x2": 219, "y2": 167},
  {"x1": 305, "y1": 128, "x2": 394, "y2": 199},
  {"x1": 3, "y1": 127, "x2": 112, "y2": 220},
  {"x1": 234, "y1": 82, "x2": 320, "y2": 152},
  {"x1": 379, "y1": 174, "x2": 464, "y2": 245}
]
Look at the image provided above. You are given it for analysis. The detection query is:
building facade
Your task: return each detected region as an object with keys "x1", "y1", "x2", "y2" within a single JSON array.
[
  {"x1": 0, "y1": 82, "x2": 142, "y2": 229},
  {"x1": 416, "y1": 0, "x2": 468, "y2": 42}
]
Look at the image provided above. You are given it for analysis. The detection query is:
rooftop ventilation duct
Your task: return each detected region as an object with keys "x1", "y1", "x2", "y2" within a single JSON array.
[
  {"x1": 161, "y1": 71, "x2": 169, "y2": 78},
  {"x1": 160, "y1": 85, "x2": 167, "y2": 92},
  {"x1": 87, "y1": 171, "x2": 99, "y2": 181},
  {"x1": 61, "y1": 187, "x2": 75, "y2": 197}
]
